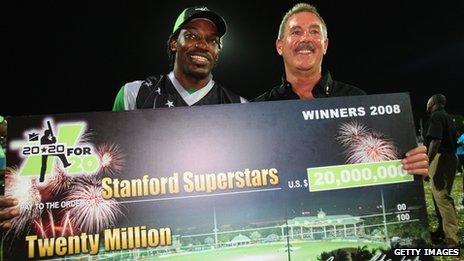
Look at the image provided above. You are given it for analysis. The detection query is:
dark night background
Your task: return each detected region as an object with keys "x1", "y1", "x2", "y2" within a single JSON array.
[{"x1": 4, "y1": 1, "x2": 464, "y2": 129}]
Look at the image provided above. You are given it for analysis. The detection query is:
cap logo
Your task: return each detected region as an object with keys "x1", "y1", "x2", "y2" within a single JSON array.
[{"x1": 195, "y1": 7, "x2": 208, "y2": 11}]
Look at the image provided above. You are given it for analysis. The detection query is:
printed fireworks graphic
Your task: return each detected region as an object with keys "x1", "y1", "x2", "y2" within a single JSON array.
[
  {"x1": 337, "y1": 121, "x2": 398, "y2": 163},
  {"x1": 4, "y1": 139, "x2": 126, "y2": 246}
]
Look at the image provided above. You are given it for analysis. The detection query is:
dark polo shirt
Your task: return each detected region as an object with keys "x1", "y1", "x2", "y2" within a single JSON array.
[
  {"x1": 426, "y1": 108, "x2": 458, "y2": 153},
  {"x1": 253, "y1": 71, "x2": 366, "y2": 101}
]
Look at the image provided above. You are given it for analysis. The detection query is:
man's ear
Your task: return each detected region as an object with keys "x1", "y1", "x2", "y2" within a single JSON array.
[
  {"x1": 170, "y1": 38, "x2": 177, "y2": 52},
  {"x1": 276, "y1": 39, "x2": 283, "y2": 56},
  {"x1": 323, "y1": 37, "x2": 329, "y2": 55}
]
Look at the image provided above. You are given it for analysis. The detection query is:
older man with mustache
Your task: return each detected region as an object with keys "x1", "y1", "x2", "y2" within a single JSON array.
[{"x1": 254, "y1": 3, "x2": 429, "y2": 176}]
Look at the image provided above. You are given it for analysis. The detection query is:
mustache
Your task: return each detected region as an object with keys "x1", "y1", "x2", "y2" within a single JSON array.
[{"x1": 295, "y1": 42, "x2": 315, "y2": 52}]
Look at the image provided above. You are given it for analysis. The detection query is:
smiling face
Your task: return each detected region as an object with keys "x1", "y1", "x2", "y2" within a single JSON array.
[
  {"x1": 276, "y1": 11, "x2": 328, "y2": 74},
  {"x1": 170, "y1": 18, "x2": 220, "y2": 80}
]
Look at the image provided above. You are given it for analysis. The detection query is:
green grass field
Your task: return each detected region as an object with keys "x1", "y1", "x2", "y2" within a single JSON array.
[
  {"x1": 423, "y1": 174, "x2": 463, "y2": 261},
  {"x1": 424, "y1": 174, "x2": 463, "y2": 241},
  {"x1": 112, "y1": 241, "x2": 387, "y2": 261}
]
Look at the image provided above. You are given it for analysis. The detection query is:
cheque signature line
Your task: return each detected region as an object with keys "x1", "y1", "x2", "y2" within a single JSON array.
[{"x1": 116, "y1": 187, "x2": 283, "y2": 204}]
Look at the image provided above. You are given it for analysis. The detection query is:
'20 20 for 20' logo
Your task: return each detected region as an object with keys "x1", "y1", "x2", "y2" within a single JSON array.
[{"x1": 17, "y1": 119, "x2": 99, "y2": 182}]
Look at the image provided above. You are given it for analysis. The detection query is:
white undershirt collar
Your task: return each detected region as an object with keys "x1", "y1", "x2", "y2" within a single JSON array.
[{"x1": 168, "y1": 71, "x2": 215, "y2": 106}]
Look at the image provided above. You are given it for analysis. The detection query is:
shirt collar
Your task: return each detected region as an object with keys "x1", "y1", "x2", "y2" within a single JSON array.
[
  {"x1": 168, "y1": 71, "x2": 215, "y2": 106},
  {"x1": 281, "y1": 70, "x2": 334, "y2": 97}
]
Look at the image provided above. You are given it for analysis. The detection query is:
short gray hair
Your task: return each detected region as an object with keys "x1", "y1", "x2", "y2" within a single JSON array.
[{"x1": 277, "y1": 3, "x2": 328, "y2": 40}]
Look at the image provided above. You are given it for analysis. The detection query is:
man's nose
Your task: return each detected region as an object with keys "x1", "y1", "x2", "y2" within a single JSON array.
[
  {"x1": 301, "y1": 30, "x2": 313, "y2": 41},
  {"x1": 194, "y1": 37, "x2": 209, "y2": 50}
]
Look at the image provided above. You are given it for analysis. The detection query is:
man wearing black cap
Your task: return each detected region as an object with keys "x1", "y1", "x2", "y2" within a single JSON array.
[
  {"x1": 112, "y1": 6, "x2": 246, "y2": 111},
  {"x1": 0, "y1": 6, "x2": 247, "y2": 233}
]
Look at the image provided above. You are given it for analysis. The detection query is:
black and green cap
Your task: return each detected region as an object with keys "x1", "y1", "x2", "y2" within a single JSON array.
[{"x1": 172, "y1": 6, "x2": 226, "y2": 37}]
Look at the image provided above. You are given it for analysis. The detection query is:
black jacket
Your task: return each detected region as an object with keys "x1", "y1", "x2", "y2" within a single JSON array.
[{"x1": 136, "y1": 74, "x2": 242, "y2": 109}]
